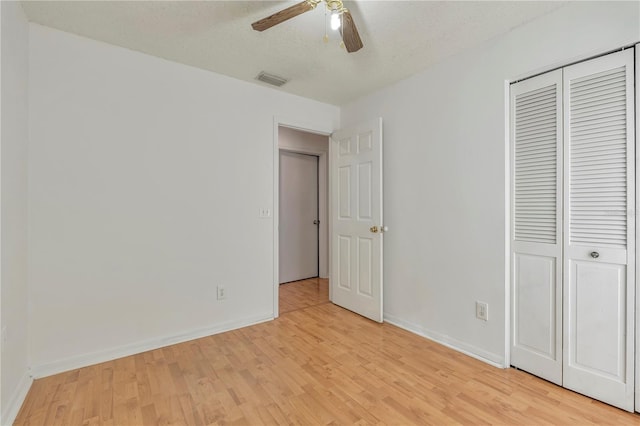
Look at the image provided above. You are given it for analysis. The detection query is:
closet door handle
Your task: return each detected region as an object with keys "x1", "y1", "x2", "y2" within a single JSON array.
[{"x1": 590, "y1": 251, "x2": 600, "y2": 259}]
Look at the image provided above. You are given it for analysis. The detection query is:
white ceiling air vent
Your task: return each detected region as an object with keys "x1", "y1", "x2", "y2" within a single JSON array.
[{"x1": 255, "y1": 71, "x2": 289, "y2": 87}]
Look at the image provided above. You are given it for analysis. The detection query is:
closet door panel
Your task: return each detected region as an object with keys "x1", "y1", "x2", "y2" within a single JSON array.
[
  {"x1": 568, "y1": 260, "x2": 626, "y2": 375},
  {"x1": 510, "y1": 69, "x2": 563, "y2": 385},
  {"x1": 563, "y1": 49, "x2": 635, "y2": 412}
]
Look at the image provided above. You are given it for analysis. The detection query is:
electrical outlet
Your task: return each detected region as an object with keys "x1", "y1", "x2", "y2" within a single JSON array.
[
  {"x1": 476, "y1": 301, "x2": 488, "y2": 321},
  {"x1": 259, "y1": 208, "x2": 271, "y2": 218},
  {"x1": 217, "y1": 286, "x2": 227, "y2": 300}
]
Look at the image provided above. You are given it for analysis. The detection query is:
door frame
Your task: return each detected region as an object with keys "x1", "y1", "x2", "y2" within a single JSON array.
[
  {"x1": 635, "y1": 42, "x2": 639, "y2": 411},
  {"x1": 272, "y1": 116, "x2": 333, "y2": 318}
]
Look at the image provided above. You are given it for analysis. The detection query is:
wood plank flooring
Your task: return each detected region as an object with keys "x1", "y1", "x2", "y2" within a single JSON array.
[
  {"x1": 279, "y1": 277, "x2": 329, "y2": 315},
  {"x1": 15, "y1": 280, "x2": 640, "y2": 425}
]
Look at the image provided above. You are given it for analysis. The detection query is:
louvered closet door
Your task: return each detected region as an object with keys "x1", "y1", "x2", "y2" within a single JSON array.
[
  {"x1": 563, "y1": 49, "x2": 635, "y2": 412},
  {"x1": 510, "y1": 70, "x2": 563, "y2": 385}
]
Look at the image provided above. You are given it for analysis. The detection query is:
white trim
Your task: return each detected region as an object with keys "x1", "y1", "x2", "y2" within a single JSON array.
[
  {"x1": 272, "y1": 116, "x2": 334, "y2": 318},
  {"x1": 1, "y1": 371, "x2": 32, "y2": 426},
  {"x1": 274, "y1": 117, "x2": 333, "y2": 137},
  {"x1": 31, "y1": 312, "x2": 273, "y2": 379},
  {"x1": 279, "y1": 147, "x2": 327, "y2": 155},
  {"x1": 384, "y1": 313, "x2": 505, "y2": 368},
  {"x1": 327, "y1": 136, "x2": 334, "y2": 303},
  {"x1": 503, "y1": 79, "x2": 511, "y2": 369},
  {"x1": 0, "y1": 3, "x2": 3, "y2": 421},
  {"x1": 635, "y1": 42, "x2": 639, "y2": 412}
]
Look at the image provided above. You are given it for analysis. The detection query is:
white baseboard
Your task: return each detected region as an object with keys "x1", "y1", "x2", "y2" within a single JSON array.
[
  {"x1": 31, "y1": 312, "x2": 274, "y2": 379},
  {"x1": 1, "y1": 370, "x2": 33, "y2": 426},
  {"x1": 384, "y1": 313, "x2": 506, "y2": 368}
]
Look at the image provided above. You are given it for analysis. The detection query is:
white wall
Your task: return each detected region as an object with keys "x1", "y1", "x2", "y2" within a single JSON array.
[
  {"x1": 278, "y1": 127, "x2": 329, "y2": 279},
  {"x1": 17, "y1": 0, "x2": 640, "y2": 385},
  {"x1": 340, "y1": 1, "x2": 640, "y2": 365},
  {"x1": 28, "y1": 24, "x2": 339, "y2": 376},
  {"x1": 0, "y1": 1, "x2": 31, "y2": 423}
]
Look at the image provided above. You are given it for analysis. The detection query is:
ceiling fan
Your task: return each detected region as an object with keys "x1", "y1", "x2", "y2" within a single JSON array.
[{"x1": 251, "y1": 0, "x2": 363, "y2": 53}]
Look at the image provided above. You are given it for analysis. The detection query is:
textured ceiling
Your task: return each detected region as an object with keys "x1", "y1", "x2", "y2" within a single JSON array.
[{"x1": 21, "y1": 1, "x2": 566, "y2": 105}]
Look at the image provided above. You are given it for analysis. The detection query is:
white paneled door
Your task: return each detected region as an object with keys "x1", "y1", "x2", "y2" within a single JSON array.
[
  {"x1": 330, "y1": 118, "x2": 383, "y2": 322},
  {"x1": 563, "y1": 49, "x2": 635, "y2": 412},
  {"x1": 510, "y1": 69, "x2": 563, "y2": 385},
  {"x1": 279, "y1": 151, "x2": 319, "y2": 283}
]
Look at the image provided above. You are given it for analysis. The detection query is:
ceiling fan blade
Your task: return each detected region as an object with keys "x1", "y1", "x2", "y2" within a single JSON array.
[
  {"x1": 341, "y1": 10, "x2": 363, "y2": 53},
  {"x1": 251, "y1": 1, "x2": 315, "y2": 32}
]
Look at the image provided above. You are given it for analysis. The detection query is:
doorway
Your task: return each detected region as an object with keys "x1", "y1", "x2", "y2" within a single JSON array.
[{"x1": 276, "y1": 126, "x2": 330, "y2": 315}]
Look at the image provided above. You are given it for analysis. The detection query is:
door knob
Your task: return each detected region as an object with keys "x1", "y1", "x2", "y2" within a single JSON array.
[
  {"x1": 313, "y1": 220, "x2": 320, "y2": 225},
  {"x1": 370, "y1": 225, "x2": 388, "y2": 233},
  {"x1": 590, "y1": 251, "x2": 600, "y2": 259}
]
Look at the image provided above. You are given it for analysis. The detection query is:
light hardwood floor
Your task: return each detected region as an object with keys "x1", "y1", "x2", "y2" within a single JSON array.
[
  {"x1": 15, "y1": 280, "x2": 640, "y2": 425},
  {"x1": 279, "y1": 277, "x2": 329, "y2": 315}
]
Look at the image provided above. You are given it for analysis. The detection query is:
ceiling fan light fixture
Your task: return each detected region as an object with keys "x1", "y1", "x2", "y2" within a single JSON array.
[
  {"x1": 251, "y1": 0, "x2": 362, "y2": 53},
  {"x1": 330, "y1": 10, "x2": 341, "y2": 30}
]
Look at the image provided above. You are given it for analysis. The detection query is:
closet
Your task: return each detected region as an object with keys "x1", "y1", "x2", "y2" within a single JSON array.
[{"x1": 510, "y1": 48, "x2": 636, "y2": 411}]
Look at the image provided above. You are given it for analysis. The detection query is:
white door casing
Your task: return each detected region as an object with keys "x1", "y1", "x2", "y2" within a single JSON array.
[
  {"x1": 510, "y1": 69, "x2": 563, "y2": 385},
  {"x1": 562, "y1": 49, "x2": 635, "y2": 412},
  {"x1": 330, "y1": 118, "x2": 383, "y2": 322},
  {"x1": 279, "y1": 151, "x2": 319, "y2": 283},
  {"x1": 635, "y1": 43, "x2": 640, "y2": 411},
  {"x1": 273, "y1": 117, "x2": 334, "y2": 318}
]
